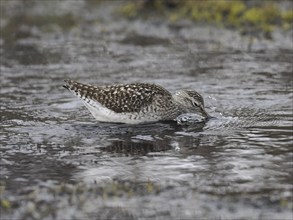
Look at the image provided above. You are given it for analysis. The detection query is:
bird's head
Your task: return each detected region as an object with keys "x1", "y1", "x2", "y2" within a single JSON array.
[{"x1": 173, "y1": 90, "x2": 209, "y2": 118}]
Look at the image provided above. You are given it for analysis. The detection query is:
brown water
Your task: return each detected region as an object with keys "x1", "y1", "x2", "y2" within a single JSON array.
[{"x1": 1, "y1": 1, "x2": 292, "y2": 220}]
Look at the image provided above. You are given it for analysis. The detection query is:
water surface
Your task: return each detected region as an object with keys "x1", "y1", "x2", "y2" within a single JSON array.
[{"x1": 0, "y1": 1, "x2": 292, "y2": 219}]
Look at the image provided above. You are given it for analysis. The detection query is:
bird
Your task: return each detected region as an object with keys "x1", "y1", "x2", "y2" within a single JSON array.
[{"x1": 63, "y1": 79, "x2": 209, "y2": 124}]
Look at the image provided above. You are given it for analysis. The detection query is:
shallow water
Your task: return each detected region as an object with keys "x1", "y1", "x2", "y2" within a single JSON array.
[{"x1": 1, "y1": 1, "x2": 293, "y2": 220}]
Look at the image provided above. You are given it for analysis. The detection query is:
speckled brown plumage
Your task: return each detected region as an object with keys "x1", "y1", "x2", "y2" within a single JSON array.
[{"x1": 63, "y1": 79, "x2": 173, "y2": 113}]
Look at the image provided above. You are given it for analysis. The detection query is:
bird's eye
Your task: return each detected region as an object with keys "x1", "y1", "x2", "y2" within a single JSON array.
[{"x1": 192, "y1": 101, "x2": 199, "y2": 107}]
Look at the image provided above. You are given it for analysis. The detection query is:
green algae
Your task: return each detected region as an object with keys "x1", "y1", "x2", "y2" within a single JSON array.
[
  {"x1": 120, "y1": 0, "x2": 293, "y2": 38},
  {"x1": 0, "y1": 199, "x2": 11, "y2": 209}
]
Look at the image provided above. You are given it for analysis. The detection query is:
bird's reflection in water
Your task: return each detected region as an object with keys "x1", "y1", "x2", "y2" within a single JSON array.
[
  {"x1": 99, "y1": 122, "x2": 208, "y2": 157},
  {"x1": 100, "y1": 138, "x2": 172, "y2": 156},
  {"x1": 72, "y1": 120, "x2": 208, "y2": 157}
]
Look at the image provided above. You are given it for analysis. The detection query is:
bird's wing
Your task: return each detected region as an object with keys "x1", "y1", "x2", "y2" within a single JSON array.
[{"x1": 63, "y1": 80, "x2": 173, "y2": 113}]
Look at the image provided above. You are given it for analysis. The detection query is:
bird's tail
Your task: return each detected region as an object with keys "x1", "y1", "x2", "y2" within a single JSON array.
[{"x1": 63, "y1": 79, "x2": 98, "y2": 100}]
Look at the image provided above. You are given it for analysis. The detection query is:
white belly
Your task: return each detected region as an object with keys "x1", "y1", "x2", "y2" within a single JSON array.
[{"x1": 82, "y1": 98, "x2": 160, "y2": 124}]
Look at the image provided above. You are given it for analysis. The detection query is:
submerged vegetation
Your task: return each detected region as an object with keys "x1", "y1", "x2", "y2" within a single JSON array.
[
  {"x1": 0, "y1": 180, "x2": 160, "y2": 219},
  {"x1": 120, "y1": 0, "x2": 293, "y2": 38}
]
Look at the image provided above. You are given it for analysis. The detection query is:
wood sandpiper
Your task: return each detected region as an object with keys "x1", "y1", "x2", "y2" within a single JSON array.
[{"x1": 63, "y1": 79, "x2": 209, "y2": 124}]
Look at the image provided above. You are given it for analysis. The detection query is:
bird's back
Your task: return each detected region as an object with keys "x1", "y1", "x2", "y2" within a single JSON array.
[{"x1": 64, "y1": 80, "x2": 173, "y2": 113}]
